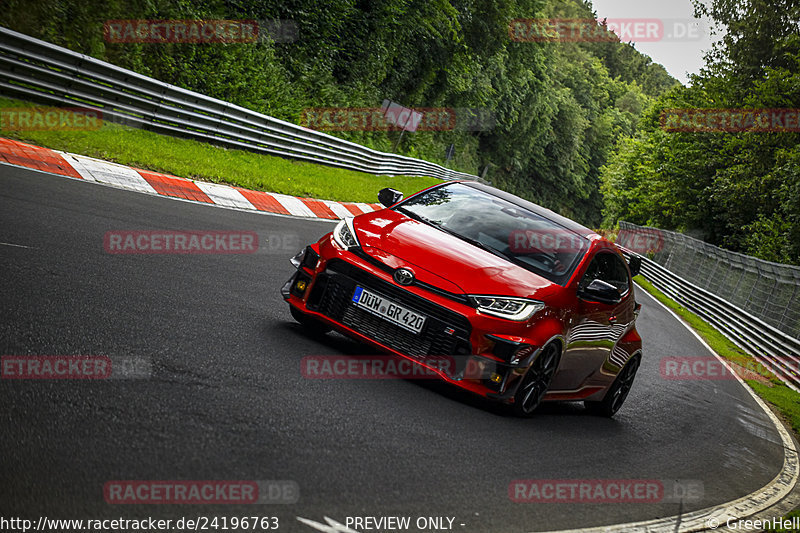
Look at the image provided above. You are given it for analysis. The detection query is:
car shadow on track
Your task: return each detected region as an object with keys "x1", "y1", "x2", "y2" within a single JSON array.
[
  {"x1": 404, "y1": 377, "x2": 591, "y2": 419},
  {"x1": 275, "y1": 319, "x2": 602, "y2": 420}
]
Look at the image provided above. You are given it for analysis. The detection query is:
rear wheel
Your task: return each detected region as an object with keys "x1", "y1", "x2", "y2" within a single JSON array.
[
  {"x1": 585, "y1": 354, "x2": 640, "y2": 417},
  {"x1": 512, "y1": 343, "x2": 561, "y2": 417},
  {"x1": 290, "y1": 305, "x2": 332, "y2": 335}
]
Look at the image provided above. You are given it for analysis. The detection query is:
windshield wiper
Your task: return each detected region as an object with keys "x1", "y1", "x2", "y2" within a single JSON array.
[
  {"x1": 395, "y1": 206, "x2": 429, "y2": 224},
  {"x1": 397, "y1": 207, "x2": 518, "y2": 264},
  {"x1": 456, "y1": 233, "x2": 536, "y2": 272}
]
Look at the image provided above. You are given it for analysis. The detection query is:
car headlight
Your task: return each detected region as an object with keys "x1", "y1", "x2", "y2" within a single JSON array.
[
  {"x1": 469, "y1": 296, "x2": 545, "y2": 321},
  {"x1": 332, "y1": 217, "x2": 360, "y2": 250}
]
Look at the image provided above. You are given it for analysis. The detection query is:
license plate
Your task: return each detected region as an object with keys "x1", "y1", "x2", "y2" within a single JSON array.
[{"x1": 352, "y1": 286, "x2": 427, "y2": 334}]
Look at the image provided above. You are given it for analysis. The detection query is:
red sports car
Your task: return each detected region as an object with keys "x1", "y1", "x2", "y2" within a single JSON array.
[{"x1": 282, "y1": 181, "x2": 643, "y2": 417}]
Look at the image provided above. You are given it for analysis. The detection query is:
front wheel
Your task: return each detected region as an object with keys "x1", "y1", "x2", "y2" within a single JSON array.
[
  {"x1": 290, "y1": 305, "x2": 332, "y2": 335},
  {"x1": 585, "y1": 354, "x2": 640, "y2": 417},
  {"x1": 512, "y1": 343, "x2": 561, "y2": 417}
]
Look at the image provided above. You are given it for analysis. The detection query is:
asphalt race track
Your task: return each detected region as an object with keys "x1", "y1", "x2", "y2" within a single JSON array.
[{"x1": 0, "y1": 165, "x2": 788, "y2": 532}]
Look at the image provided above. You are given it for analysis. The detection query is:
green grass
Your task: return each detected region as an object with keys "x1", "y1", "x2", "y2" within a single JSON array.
[
  {"x1": 0, "y1": 97, "x2": 441, "y2": 203},
  {"x1": 634, "y1": 275, "x2": 800, "y2": 437},
  {"x1": 765, "y1": 510, "x2": 800, "y2": 532},
  {"x1": 749, "y1": 381, "x2": 800, "y2": 436},
  {"x1": 637, "y1": 274, "x2": 800, "y2": 524},
  {"x1": 634, "y1": 276, "x2": 754, "y2": 368}
]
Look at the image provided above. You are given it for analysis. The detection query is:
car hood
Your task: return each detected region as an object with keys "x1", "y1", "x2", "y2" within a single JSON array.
[{"x1": 352, "y1": 209, "x2": 559, "y2": 298}]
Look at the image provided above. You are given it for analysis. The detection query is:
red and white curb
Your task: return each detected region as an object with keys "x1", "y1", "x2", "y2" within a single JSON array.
[{"x1": 0, "y1": 138, "x2": 382, "y2": 220}]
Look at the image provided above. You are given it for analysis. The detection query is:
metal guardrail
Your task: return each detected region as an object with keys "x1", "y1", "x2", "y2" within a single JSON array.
[
  {"x1": 4, "y1": 25, "x2": 795, "y2": 388},
  {"x1": 616, "y1": 225, "x2": 800, "y2": 391},
  {"x1": 618, "y1": 221, "x2": 800, "y2": 339},
  {"x1": 0, "y1": 26, "x2": 478, "y2": 181}
]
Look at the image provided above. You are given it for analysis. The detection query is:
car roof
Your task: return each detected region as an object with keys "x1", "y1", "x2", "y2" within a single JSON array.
[{"x1": 458, "y1": 181, "x2": 599, "y2": 238}]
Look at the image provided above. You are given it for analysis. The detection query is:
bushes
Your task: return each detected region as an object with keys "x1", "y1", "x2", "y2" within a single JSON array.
[{"x1": 0, "y1": 0, "x2": 674, "y2": 227}]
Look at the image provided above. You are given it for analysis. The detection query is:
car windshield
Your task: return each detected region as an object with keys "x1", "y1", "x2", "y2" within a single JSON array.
[{"x1": 396, "y1": 183, "x2": 589, "y2": 285}]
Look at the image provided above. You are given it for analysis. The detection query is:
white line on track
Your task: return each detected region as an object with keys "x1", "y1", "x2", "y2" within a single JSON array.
[{"x1": 533, "y1": 286, "x2": 800, "y2": 533}]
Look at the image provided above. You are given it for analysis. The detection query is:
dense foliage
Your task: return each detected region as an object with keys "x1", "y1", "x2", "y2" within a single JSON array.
[
  {"x1": 0, "y1": 0, "x2": 676, "y2": 226},
  {"x1": 601, "y1": 0, "x2": 800, "y2": 264}
]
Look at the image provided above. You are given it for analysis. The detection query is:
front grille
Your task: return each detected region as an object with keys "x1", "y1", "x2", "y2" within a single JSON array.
[{"x1": 308, "y1": 259, "x2": 472, "y2": 359}]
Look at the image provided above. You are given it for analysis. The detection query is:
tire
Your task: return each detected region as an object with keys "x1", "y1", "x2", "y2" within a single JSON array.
[
  {"x1": 290, "y1": 305, "x2": 332, "y2": 335},
  {"x1": 512, "y1": 343, "x2": 561, "y2": 417},
  {"x1": 585, "y1": 354, "x2": 640, "y2": 417}
]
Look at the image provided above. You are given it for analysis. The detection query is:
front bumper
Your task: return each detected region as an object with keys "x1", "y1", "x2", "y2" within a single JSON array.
[{"x1": 282, "y1": 244, "x2": 550, "y2": 403}]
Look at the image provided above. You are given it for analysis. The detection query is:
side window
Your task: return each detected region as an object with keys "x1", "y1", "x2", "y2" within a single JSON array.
[
  {"x1": 606, "y1": 254, "x2": 631, "y2": 294},
  {"x1": 579, "y1": 257, "x2": 602, "y2": 291},
  {"x1": 579, "y1": 252, "x2": 631, "y2": 295}
]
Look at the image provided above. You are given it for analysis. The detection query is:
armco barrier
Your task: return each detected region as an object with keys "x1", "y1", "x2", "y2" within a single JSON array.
[
  {"x1": 617, "y1": 237, "x2": 800, "y2": 391},
  {"x1": 618, "y1": 220, "x2": 800, "y2": 339},
  {"x1": 0, "y1": 26, "x2": 477, "y2": 181}
]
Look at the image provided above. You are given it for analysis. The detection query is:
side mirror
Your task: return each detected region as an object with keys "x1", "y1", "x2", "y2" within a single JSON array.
[
  {"x1": 378, "y1": 188, "x2": 403, "y2": 207},
  {"x1": 578, "y1": 279, "x2": 622, "y2": 305},
  {"x1": 628, "y1": 255, "x2": 642, "y2": 278}
]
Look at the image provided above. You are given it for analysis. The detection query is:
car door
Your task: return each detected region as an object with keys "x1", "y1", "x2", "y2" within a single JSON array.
[{"x1": 550, "y1": 251, "x2": 635, "y2": 391}]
